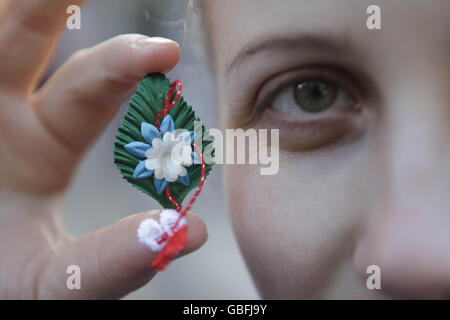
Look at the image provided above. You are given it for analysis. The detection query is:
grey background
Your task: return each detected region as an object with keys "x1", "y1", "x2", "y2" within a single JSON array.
[{"x1": 52, "y1": 0, "x2": 258, "y2": 299}]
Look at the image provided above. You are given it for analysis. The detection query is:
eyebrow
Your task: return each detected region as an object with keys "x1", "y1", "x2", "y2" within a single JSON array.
[{"x1": 225, "y1": 34, "x2": 347, "y2": 76}]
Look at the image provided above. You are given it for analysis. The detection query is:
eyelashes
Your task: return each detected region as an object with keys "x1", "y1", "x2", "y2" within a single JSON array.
[
  {"x1": 252, "y1": 66, "x2": 367, "y2": 150},
  {"x1": 255, "y1": 66, "x2": 362, "y2": 116}
]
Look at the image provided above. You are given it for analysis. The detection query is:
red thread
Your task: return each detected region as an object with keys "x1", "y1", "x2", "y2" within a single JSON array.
[
  {"x1": 155, "y1": 79, "x2": 182, "y2": 129},
  {"x1": 152, "y1": 226, "x2": 187, "y2": 270},
  {"x1": 152, "y1": 79, "x2": 207, "y2": 271}
]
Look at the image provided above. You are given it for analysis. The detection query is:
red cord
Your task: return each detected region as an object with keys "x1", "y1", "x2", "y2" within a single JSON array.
[
  {"x1": 155, "y1": 79, "x2": 182, "y2": 129},
  {"x1": 170, "y1": 142, "x2": 206, "y2": 229},
  {"x1": 151, "y1": 79, "x2": 207, "y2": 270}
]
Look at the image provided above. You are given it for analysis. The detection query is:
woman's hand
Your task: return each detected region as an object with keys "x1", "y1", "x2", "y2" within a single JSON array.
[{"x1": 0, "y1": 0, "x2": 207, "y2": 299}]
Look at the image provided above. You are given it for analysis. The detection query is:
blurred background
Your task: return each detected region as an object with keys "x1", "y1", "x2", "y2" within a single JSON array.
[{"x1": 48, "y1": 0, "x2": 258, "y2": 299}]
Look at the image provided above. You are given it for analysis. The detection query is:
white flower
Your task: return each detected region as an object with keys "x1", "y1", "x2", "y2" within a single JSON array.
[
  {"x1": 144, "y1": 131, "x2": 192, "y2": 182},
  {"x1": 124, "y1": 115, "x2": 202, "y2": 195}
]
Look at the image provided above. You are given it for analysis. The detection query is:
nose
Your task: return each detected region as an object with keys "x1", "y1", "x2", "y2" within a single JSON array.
[
  {"x1": 354, "y1": 202, "x2": 450, "y2": 298},
  {"x1": 353, "y1": 85, "x2": 450, "y2": 298}
]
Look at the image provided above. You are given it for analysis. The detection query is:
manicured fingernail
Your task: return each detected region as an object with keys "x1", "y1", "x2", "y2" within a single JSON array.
[{"x1": 135, "y1": 37, "x2": 179, "y2": 48}]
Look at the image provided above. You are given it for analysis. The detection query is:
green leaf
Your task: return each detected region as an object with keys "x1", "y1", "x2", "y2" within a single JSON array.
[{"x1": 113, "y1": 73, "x2": 214, "y2": 209}]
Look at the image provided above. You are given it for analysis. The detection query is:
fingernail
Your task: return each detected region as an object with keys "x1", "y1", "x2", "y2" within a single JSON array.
[{"x1": 135, "y1": 36, "x2": 179, "y2": 48}]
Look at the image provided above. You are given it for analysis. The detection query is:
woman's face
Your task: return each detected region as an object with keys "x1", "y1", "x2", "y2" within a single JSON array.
[{"x1": 204, "y1": 0, "x2": 450, "y2": 298}]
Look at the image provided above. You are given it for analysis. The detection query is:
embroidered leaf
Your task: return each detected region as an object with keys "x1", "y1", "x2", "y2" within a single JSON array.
[{"x1": 114, "y1": 73, "x2": 214, "y2": 209}]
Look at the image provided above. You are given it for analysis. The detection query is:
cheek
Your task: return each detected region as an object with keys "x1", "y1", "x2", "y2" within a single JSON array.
[{"x1": 225, "y1": 150, "x2": 370, "y2": 298}]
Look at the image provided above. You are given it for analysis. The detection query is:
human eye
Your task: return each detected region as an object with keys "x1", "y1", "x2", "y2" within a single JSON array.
[{"x1": 253, "y1": 67, "x2": 368, "y2": 151}]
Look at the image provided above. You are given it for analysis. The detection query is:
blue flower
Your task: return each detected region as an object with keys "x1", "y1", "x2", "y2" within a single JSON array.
[{"x1": 124, "y1": 115, "x2": 201, "y2": 195}]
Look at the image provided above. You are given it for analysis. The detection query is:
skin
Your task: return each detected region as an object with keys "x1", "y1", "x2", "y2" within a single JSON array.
[
  {"x1": 1, "y1": 0, "x2": 449, "y2": 300},
  {"x1": 0, "y1": 0, "x2": 207, "y2": 299},
  {"x1": 204, "y1": 0, "x2": 450, "y2": 298}
]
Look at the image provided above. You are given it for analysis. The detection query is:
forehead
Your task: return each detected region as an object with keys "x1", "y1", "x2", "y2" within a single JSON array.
[{"x1": 203, "y1": 0, "x2": 450, "y2": 75}]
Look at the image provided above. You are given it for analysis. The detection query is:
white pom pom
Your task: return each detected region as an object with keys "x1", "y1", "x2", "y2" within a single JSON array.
[
  {"x1": 136, "y1": 209, "x2": 188, "y2": 252},
  {"x1": 160, "y1": 209, "x2": 187, "y2": 235},
  {"x1": 137, "y1": 218, "x2": 166, "y2": 252}
]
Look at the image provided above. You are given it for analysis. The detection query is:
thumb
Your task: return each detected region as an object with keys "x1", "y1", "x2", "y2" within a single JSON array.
[{"x1": 40, "y1": 210, "x2": 207, "y2": 299}]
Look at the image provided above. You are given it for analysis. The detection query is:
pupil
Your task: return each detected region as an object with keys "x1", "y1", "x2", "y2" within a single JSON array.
[
  {"x1": 294, "y1": 79, "x2": 338, "y2": 112},
  {"x1": 310, "y1": 83, "x2": 324, "y2": 98}
]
